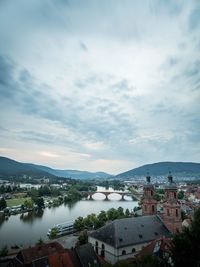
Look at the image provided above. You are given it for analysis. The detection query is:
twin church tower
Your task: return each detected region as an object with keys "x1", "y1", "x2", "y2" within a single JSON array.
[{"x1": 141, "y1": 173, "x2": 182, "y2": 233}]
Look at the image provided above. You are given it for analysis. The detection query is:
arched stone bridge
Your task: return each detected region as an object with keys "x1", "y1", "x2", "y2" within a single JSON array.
[{"x1": 86, "y1": 191, "x2": 132, "y2": 201}]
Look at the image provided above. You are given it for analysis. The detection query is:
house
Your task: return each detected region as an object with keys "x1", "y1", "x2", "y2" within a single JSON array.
[
  {"x1": 88, "y1": 173, "x2": 181, "y2": 264},
  {"x1": 89, "y1": 215, "x2": 171, "y2": 264}
]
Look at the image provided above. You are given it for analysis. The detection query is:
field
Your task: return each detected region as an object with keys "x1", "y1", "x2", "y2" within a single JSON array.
[{"x1": 6, "y1": 197, "x2": 31, "y2": 207}]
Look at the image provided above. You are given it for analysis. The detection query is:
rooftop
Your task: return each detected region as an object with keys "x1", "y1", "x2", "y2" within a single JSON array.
[{"x1": 89, "y1": 215, "x2": 171, "y2": 248}]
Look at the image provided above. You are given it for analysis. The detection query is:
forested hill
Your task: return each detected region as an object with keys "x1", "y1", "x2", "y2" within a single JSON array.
[
  {"x1": 115, "y1": 162, "x2": 200, "y2": 179},
  {"x1": 0, "y1": 156, "x2": 112, "y2": 179}
]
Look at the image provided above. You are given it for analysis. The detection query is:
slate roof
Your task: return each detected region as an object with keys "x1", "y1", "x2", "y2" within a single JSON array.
[
  {"x1": 76, "y1": 243, "x2": 101, "y2": 267},
  {"x1": 89, "y1": 215, "x2": 171, "y2": 249}
]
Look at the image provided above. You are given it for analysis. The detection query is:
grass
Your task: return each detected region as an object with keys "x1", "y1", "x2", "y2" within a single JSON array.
[{"x1": 6, "y1": 197, "x2": 31, "y2": 207}]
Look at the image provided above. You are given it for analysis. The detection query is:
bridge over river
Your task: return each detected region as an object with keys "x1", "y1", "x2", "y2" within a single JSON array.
[{"x1": 86, "y1": 191, "x2": 141, "y2": 201}]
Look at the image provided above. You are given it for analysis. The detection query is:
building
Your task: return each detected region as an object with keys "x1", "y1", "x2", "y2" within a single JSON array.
[
  {"x1": 89, "y1": 173, "x2": 181, "y2": 264},
  {"x1": 141, "y1": 174, "x2": 157, "y2": 215},
  {"x1": 162, "y1": 173, "x2": 182, "y2": 233},
  {"x1": 88, "y1": 215, "x2": 171, "y2": 264}
]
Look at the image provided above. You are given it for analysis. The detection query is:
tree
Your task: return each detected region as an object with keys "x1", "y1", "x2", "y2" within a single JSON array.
[
  {"x1": 34, "y1": 197, "x2": 44, "y2": 209},
  {"x1": 24, "y1": 199, "x2": 33, "y2": 209},
  {"x1": 74, "y1": 216, "x2": 85, "y2": 231},
  {"x1": 0, "y1": 198, "x2": 7, "y2": 210},
  {"x1": 0, "y1": 185, "x2": 5, "y2": 194},
  {"x1": 49, "y1": 228, "x2": 58, "y2": 239},
  {"x1": 178, "y1": 190, "x2": 184, "y2": 200},
  {"x1": 36, "y1": 238, "x2": 44, "y2": 246},
  {"x1": 78, "y1": 230, "x2": 88, "y2": 245},
  {"x1": 154, "y1": 193, "x2": 162, "y2": 201},
  {"x1": 171, "y1": 207, "x2": 200, "y2": 267},
  {"x1": 107, "y1": 208, "x2": 119, "y2": 221},
  {"x1": 29, "y1": 188, "x2": 39, "y2": 201},
  {"x1": 125, "y1": 208, "x2": 130, "y2": 217},
  {"x1": 117, "y1": 207, "x2": 124, "y2": 218},
  {"x1": 0, "y1": 245, "x2": 8, "y2": 257}
]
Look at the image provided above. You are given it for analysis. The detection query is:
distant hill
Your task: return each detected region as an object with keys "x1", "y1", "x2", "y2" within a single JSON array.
[
  {"x1": 0, "y1": 157, "x2": 53, "y2": 178},
  {"x1": 115, "y1": 162, "x2": 200, "y2": 179},
  {"x1": 30, "y1": 164, "x2": 112, "y2": 179},
  {"x1": 0, "y1": 156, "x2": 112, "y2": 179}
]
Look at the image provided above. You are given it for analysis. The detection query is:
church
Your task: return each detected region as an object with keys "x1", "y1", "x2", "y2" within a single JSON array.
[{"x1": 88, "y1": 174, "x2": 182, "y2": 264}]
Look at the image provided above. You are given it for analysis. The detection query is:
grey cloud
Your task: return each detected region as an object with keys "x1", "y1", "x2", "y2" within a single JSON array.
[{"x1": 188, "y1": 5, "x2": 200, "y2": 31}]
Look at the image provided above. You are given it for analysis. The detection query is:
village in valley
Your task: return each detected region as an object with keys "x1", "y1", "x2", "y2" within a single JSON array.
[{"x1": 0, "y1": 169, "x2": 200, "y2": 267}]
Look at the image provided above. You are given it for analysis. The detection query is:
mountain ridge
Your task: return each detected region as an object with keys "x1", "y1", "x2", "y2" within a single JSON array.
[
  {"x1": 115, "y1": 161, "x2": 200, "y2": 179},
  {"x1": 0, "y1": 156, "x2": 112, "y2": 179}
]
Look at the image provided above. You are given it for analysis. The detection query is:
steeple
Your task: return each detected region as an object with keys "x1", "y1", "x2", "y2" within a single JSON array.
[
  {"x1": 163, "y1": 172, "x2": 182, "y2": 233},
  {"x1": 142, "y1": 173, "x2": 157, "y2": 215}
]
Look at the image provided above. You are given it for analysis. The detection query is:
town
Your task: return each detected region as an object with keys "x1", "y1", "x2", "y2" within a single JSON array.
[{"x1": 0, "y1": 172, "x2": 200, "y2": 266}]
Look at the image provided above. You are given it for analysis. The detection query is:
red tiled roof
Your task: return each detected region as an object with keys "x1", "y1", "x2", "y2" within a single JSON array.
[
  {"x1": 21, "y1": 242, "x2": 65, "y2": 264},
  {"x1": 48, "y1": 251, "x2": 75, "y2": 267}
]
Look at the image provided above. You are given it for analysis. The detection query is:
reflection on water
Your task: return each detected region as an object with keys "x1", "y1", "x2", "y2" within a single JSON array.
[
  {"x1": 20, "y1": 210, "x2": 44, "y2": 224},
  {"x1": 64, "y1": 201, "x2": 78, "y2": 210},
  {"x1": 0, "y1": 217, "x2": 5, "y2": 229}
]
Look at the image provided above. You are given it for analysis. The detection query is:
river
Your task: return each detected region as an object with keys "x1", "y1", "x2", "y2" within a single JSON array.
[{"x1": 0, "y1": 187, "x2": 138, "y2": 248}]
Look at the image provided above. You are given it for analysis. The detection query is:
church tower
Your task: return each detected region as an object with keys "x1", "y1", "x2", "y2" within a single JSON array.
[
  {"x1": 142, "y1": 174, "x2": 157, "y2": 215},
  {"x1": 163, "y1": 173, "x2": 182, "y2": 233}
]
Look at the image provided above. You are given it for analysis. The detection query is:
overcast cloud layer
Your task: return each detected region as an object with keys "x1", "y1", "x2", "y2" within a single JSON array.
[{"x1": 0, "y1": 0, "x2": 200, "y2": 174}]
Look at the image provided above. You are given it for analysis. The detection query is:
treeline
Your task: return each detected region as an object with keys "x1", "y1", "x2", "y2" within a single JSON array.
[
  {"x1": 74, "y1": 207, "x2": 131, "y2": 231},
  {"x1": 97, "y1": 180, "x2": 125, "y2": 191}
]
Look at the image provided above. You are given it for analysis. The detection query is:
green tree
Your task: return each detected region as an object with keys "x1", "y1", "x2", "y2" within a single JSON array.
[
  {"x1": 171, "y1": 207, "x2": 200, "y2": 267},
  {"x1": 154, "y1": 193, "x2": 162, "y2": 201},
  {"x1": 24, "y1": 199, "x2": 33, "y2": 209},
  {"x1": 49, "y1": 228, "x2": 58, "y2": 239},
  {"x1": 34, "y1": 197, "x2": 44, "y2": 209},
  {"x1": 36, "y1": 238, "x2": 44, "y2": 246},
  {"x1": 0, "y1": 198, "x2": 7, "y2": 210},
  {"x1": 178, "y1": 190, "x2": 184, "y2": 200},
  {"x1": 74, "y1": 216, "x2": 85, "y2": 231},
  {"x1": 0, "y1": 245, "x2": 8, "y2": 257},
  {"x1": 29, "y1": 188, "x2": 39, "y2": 201},
  {"x1": 117, "y1": 207, "x2": 124, "y2": 218},
  {"x1": 78, "y1": 230, "x2": 88, "y2": 245},
  {"x1": 125, "y1": 208, "x2": 130, "y2": 217},
  {"x1": 107, "y1": 208, "x2": 119, "y2": 221},
  {"x1": 0, "y1": 185, "x2": 5, "y2": 194}
]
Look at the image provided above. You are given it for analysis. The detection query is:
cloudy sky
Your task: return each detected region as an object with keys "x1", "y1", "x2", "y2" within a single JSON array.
[{"x1": 0, "y1": 0, "x2": 200, "y2": 174}]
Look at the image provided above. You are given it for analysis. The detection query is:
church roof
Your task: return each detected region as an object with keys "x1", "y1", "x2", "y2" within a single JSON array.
[{"x1": 89, "y1": 215, "x2": 171, "y2": 249}]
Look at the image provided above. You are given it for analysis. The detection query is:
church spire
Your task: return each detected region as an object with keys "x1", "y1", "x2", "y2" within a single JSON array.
[
  {"x1": 142, "y1": 173, "x2": 157, "y2": 216},
  {"x1": 163, "y1": 173, "x2": 182, "y2": 233}
]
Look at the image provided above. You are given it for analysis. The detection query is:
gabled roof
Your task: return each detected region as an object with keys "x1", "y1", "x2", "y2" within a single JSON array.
[
  {"x1": 89, "y1": 215, "x2": 171, "y2": 249},
  {"x1": 19, "y1": 242, "x2": 65, "y2": 264},
  {"x1": 76, "y1": 243, "x2": 101, "y2": 267}
]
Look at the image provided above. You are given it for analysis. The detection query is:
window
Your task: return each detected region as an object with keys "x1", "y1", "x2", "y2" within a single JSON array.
[
  {"x1": 151, "y1": 190, "x2": 153, "y2": 196},
  {"x1": 122, "y1": 250, "x2": 126, "y2": 255},
  {"x1": 101, "y1": 244, "x2": 105, "y2": 258},
  {"x1": 144, "y1": 205, "x2": 147, "y2": 211},
  {"x1": 95, "y1": 241, "x2": 98, "y2": 254},
  {"x1": 176, "y1": 209, "x2": 178, "y2": 217},
  {"x1": 174, "y1": 192, "x2": 176, "y2": 199},
  {"x1": 152, "y1": 205, "x2": 155, "y2": 213},
  {"x1": 167, "y1": 209, "x2": 170, "y2": 216},
  {"x1": 132, "y1": 248, "x2": 136, "y2": 253}
]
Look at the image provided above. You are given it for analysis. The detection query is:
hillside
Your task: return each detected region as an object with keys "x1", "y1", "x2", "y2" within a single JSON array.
[
  {"x1": 0, "y1": 156, "x2": 112, "y2": 179},
  {"x1": 115, "y1": 162, "x2": 200, "y2": 179},
  {"x1": 0, "y1": 157, "x2": 52, "y2": 178}
]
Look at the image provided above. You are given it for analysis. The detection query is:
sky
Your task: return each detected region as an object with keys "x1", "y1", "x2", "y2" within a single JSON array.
[{"x1": 0, "y1": 0, "x2": 200, "y2": 174}]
